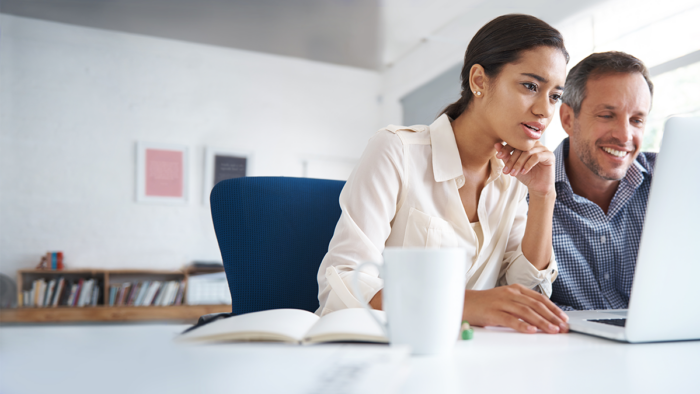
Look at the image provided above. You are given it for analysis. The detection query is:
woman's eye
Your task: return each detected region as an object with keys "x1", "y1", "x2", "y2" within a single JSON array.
[
  {"x1": 550, "y1": 94, "x2": 562, "y2": 102},
  {"x1": 522, "y1": 82, "x2": 537, "y2": 92}
]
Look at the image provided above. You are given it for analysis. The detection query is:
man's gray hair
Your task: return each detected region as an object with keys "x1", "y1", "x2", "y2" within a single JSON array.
[{"x1": 562, "y1": 51, "x2": 654, "y2": 115}]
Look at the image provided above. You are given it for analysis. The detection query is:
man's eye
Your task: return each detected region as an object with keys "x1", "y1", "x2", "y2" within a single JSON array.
[
  {"x1": 632, "y1": 118, "x2": 645, "y2": 125},
  {"x1": 522, "y1": 83, "x2": 537, "y2": 92},
  {"x1": 599, "y1": 115, "x2": 613, "y2": 119}
]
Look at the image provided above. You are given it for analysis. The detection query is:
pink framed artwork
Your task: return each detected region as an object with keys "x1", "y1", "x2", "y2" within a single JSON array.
[{"x1": 136, "y1": 142, "x2": 189, "y2": 204}]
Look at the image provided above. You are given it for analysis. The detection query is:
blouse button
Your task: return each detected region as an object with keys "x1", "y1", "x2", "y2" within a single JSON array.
[{"x1": 600, "y1": 235, "x2": 606, "y2": 244}]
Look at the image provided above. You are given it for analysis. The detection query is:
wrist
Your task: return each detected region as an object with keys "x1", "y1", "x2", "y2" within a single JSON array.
[
  {"x1": 369, "y1": 289, "x2": 383, "y2": 310},
  {"x1": 528, "y1": 188, "x2": 556, "y2": 202}
]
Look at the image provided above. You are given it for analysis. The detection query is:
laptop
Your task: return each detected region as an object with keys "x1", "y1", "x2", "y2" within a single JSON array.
[{"x1": 566, "y1": 116, "x2": 700, "y2": 343}]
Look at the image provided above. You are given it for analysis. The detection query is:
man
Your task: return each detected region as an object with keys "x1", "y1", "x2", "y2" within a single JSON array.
[{"x1": 551, "y1": 51, "x2": 654, "y2": 310}]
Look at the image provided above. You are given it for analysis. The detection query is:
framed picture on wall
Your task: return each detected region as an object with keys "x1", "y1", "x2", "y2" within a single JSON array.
[
  {"x1": 203, "y1": 147, "x2": 252, "y2": 204},
  {"x1": 136, "y1": 142, "x2": 189, "y2": 204}
]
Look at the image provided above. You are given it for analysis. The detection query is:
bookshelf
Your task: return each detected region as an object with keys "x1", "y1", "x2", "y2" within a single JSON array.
[{"x1": 1, "y1": 268, "x2": 231, "y2": 323}]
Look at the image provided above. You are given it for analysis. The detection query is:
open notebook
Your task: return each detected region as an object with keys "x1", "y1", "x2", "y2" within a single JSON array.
[{"x1": 177, "y1": 308, "x2": 388, "y2": 345}]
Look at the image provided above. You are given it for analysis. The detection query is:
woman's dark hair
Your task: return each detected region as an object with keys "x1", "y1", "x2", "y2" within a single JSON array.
[{"x1": 441, "y1": 14, "x2": 569, "y2": 119}]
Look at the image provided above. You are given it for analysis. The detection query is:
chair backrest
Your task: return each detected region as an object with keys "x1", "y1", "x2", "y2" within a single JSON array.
[{"x1": 210, "y1": 176, "x2": 345, "y2": 315}]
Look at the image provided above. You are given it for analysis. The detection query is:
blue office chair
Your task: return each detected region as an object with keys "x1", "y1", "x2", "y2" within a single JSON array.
[{"x1": 210, "y1": 176, "x2": 345, "y2": 315}]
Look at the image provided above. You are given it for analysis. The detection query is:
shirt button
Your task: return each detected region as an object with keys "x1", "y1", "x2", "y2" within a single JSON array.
[
  {"x1": 604, "y1": 273, "x2": 610, "y2": 280},
  {"x1": 600, "y1": 236, "x2": 606, "y2": 244}
]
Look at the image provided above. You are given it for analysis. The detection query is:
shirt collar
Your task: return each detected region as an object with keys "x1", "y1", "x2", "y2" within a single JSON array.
[
  {"x1": 429, "y1": 114, "x2": 464, "y2": 183},
  {"x1": 553, "y1": 137, "x2": 571, "y2": 188},
  {"x1": 554, "y1": 137, "x2": 649, "y2": 192},
  {"x1": 429, "y1": 114, "x2": 505, "y2": 184}
]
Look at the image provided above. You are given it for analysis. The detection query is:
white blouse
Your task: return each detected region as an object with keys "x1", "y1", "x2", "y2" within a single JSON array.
[{"x1": 316, "y1": 114, "x2": 557, "y2": 316}]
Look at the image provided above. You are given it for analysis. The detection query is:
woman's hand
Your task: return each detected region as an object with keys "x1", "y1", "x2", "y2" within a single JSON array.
[
  {"x1": 463, "y1": 284, "x2": 569, "y2": 334},
  {"x1": 369, "y1": 289, "x2": 383, "y2": 310},
  {"x1": 495, "y1": 142, "x2": 555, "y2": 198}
]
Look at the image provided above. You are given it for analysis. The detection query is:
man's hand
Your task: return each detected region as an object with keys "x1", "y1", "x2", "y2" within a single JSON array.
[
  {"x1": 463, "y1": 284, "x2": 569, "y2": 334},
  {"x1": 495, "y1": 142, "x2": 555, "y2": 198}
]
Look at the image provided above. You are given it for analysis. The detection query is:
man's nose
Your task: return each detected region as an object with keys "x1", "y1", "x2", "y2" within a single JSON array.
[{"x1": 611, "y1": 117, "x2": 634, "y2": 143}]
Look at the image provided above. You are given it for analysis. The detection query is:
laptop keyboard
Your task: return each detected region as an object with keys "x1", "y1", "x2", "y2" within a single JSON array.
[{"x1": 588, "y1": 318, "x2": 627, "y2": 327}]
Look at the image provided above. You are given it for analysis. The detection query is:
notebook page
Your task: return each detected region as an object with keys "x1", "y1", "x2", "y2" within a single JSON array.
[
  {"x1": 304, "y1": 308, "x2": 388, "y2": 344},
  {"x1": 178, "y1": 309, "x2": 319, "y2": 343}
]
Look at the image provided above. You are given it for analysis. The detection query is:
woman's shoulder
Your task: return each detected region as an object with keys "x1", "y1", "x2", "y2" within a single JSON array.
[
  {"x1": 362, "y1": 122, "x2": 433, "y2": 162},
  {"x1": 374, "y1": 123, "x2": 432, "y2": 146}
]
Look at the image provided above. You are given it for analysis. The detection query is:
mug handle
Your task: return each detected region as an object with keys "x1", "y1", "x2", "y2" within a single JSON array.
[{"x1": 352, "y1": 261, "x2": 389, "y2": 339}]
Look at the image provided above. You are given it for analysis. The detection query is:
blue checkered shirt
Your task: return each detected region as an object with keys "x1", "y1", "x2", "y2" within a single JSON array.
[{"x1": 550, "y1": 138, "x2": 656, "y2": 310}]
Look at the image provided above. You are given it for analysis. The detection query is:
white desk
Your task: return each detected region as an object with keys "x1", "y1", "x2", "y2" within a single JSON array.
[{"x1": 1, "y1": 323, "x2": 699, "y2": 394}]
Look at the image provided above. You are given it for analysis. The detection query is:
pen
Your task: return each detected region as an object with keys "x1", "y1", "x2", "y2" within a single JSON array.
[{"x1": 461, "y1": 321, "x2": 474, "y2": 340}]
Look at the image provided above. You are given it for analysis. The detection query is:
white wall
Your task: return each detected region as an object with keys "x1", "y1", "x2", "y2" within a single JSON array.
[{"x1": 0, "y1": 14, "x2": 382, "y2": 277}]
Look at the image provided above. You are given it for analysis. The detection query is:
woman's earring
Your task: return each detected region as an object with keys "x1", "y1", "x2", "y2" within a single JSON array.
[{"x1": 476, "y1": 91, "x2": 482, "y2": 96}]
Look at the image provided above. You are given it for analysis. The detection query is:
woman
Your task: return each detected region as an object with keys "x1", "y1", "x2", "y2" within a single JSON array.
[{"x1": 316, "y1": 14, "x2": 569, "y2": 334}]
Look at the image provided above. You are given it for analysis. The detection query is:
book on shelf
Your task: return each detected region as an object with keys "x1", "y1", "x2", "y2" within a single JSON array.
[
  {"x1": 117, "y1": 283, "x2": 131, "y2": 306},
  {"x1": 68, "y1": 283, "x2": 78, "y2": 306},
  {"x1": 91, "y1": 285, "x2": 99, "y2": 306},
  {"x1": 108, "y1": 285, "x2": 118, "y2": 306},
  {"x1": 73, "y1": 279, "x2": 84, "y2": 307},
  {"x1": 77, "y1": 279, "x2": 90, "y2": 307},
  {"x1": 44, "y1": 279, "x2": 56, "y2": 307},
  {"x1": 52, "y1": 278, "x2": 65, "y2": 306},
  {"x1": 174, "y1": 280, "x2": 185, "y2": 305},
  {"x1": 126, "y1": 282, "x2": 139, "y2": 306},
  {"x1": 134, "y1": 281, "x2": 149, "y2": 306},
  {"x1": 178, "y1": 308, "x2": 388, "y2": 345}
]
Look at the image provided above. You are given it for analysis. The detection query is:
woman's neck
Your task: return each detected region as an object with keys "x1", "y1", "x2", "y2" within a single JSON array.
[{"x1": 450, "y1": 108, "x2": 499, "y2": 171}]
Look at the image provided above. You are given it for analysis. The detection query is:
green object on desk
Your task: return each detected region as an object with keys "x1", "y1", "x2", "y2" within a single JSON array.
[{"x1": 461, "y1": 321, "x2": 474, "y2": 340}]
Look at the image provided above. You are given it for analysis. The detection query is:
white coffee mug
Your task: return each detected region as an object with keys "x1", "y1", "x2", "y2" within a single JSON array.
[{"x1": 352, "y1": 247, "x2": 468, "y2": 355}]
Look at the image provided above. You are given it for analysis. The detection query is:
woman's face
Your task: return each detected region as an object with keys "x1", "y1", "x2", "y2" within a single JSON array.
[{"x1": 480, "y1": 46, "x2": 567, "y2": 151}]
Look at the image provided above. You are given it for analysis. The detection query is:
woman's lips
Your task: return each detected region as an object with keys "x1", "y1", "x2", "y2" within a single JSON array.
[{"x1": 521, "y1": 123, "x2": 542, "y2": 140}]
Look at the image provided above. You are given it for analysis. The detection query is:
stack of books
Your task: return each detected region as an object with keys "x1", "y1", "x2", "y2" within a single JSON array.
[
  {"x1": 23, "y1": 277, "x2": 100, "y2": 307},
  {"x1": 108, "y1": 280, "x2": 185, "y2": 307},
  {"x1": 186, "y1": 272, "x2": 232, "y2": 305}
]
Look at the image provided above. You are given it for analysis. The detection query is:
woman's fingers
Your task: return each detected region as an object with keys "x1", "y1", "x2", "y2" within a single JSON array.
[
  {"x1": 499, "y1": 143, "x2": 551, "y2": 176},
  {"x1": 521, "y1": 153, "x2": 542, "y2": 175},
  {"x1": 501, "y1": 300, "x2": 561, "y2": 334},
  {"x1": 520, "y1": 286, "x2": 569, "y2": 324},
  {"x1": 495, "y1": 312, "x2": 537, "y2": 334},
  {"x1": 494, "y1": 143, "x2": 515, "y2": 159},
  {"x1": 503, "y1": 150, "x2": 522, "y2": 174},
  {"x1": 512, "y1": 292, "x2": 569, "y2": 333},
  {"x1": 509, "y1": 150, "x2": 537, "y2": 177}
]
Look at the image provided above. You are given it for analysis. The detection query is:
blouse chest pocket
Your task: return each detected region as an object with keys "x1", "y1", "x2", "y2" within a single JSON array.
[{"x1": 403, "y1": 207, "x2": 458, "y2": 248}]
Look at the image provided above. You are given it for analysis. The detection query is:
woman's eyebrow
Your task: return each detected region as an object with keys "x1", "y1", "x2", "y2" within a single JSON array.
[{"x1": 521, "y1": 73, "x2": 564, "y2": 90}]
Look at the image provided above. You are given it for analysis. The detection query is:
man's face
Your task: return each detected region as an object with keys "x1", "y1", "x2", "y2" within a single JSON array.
[{"x1": 567, "y1": 72, "x2": 652, "y2": 181}]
